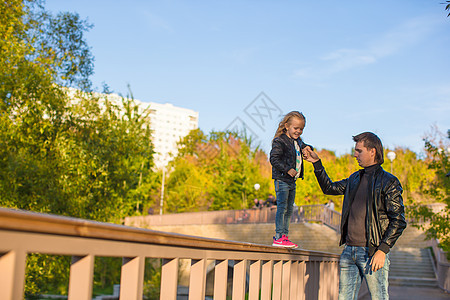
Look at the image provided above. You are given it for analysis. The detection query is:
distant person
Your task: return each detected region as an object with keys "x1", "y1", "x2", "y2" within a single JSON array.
[
  {"x1": 298, "y1": 206, "x2": 305, "y2": 222},
  {"x1": 271, "y1": 196, "x2": 277, "y2": 206},
  {"x1": 252, "y1": 198, "x2": 261, "y2": 209},
  {"x1": 292, "y1": 202, "x2": 300, "y2": 223},
  {"x1": 258, "y1": 199, "x2": 264, "y2": 208},
  {"x1": 326, "y1": 199, "x2": 335, "y2": 211},
  {"x1": 265, "y1": 194, "x2": 276, "y2": 207},
  {"x1": 270, "y1": 111, "x2": 312, "y2": 248},
  {"x1": 303, "y1": 132, "x2": 407, "y2": 299}
]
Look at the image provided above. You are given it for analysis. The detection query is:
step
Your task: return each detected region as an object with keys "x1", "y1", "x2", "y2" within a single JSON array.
[
  {"x1": 390, "y1": 261, "x2": 433, "y2": 266},
  {"x1": 390, "y1": 270, "x2": 435, "y2": 276},
  {"x1": 390, "y1": 268, "x2": 435, "y2": 276},
  {"x1": 389, "y1": 276, "x2": 438, "y2": 288},
  {"x1": 390, "y1": 264, "x2": 434, "y2": 270},
  {"x1": 390, "y1": 260, "x2": 433, "y2": 266},
  {"x1": 390, "y1": 273, "x2": 435, "y2": 277}
]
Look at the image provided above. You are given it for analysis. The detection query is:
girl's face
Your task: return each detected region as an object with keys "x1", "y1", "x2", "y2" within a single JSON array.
[{"x1": 285, "y1": 117, "x2": 305, "y2": 139}]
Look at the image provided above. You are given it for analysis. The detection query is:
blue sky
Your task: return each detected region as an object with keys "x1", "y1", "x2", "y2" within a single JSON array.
[{"x1": 45, "y1": 0, "x2": 450, "y2": 156}]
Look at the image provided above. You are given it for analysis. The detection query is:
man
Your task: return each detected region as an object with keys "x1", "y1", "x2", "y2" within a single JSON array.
[{"x1": 303, "y1": 132, "x2": 406, "y2": 300}]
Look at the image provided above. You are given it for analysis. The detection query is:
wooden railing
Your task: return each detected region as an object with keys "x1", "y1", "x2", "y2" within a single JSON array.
[
  {"x1": 0, "y1": 207, "x2": 339, "y2": 300},
  {"x1": 126, "y1": 205, "x2": 342, "y2": 233}
]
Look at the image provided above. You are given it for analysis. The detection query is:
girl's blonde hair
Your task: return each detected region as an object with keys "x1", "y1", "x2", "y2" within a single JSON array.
[{"x1": 273, "y1": 111, "x2": 306, "y2": 139}]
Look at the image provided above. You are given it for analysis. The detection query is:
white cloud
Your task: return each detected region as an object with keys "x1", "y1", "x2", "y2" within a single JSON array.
[
  {"x1": 294, "y1": 16, "x2": 439, "y2": 79},
  {"x1": 369, "y1": 16, "x2": 438, "y2": 57},
  {"x1": 142, "y1": 11, "x2": 174, "y2": 33}
]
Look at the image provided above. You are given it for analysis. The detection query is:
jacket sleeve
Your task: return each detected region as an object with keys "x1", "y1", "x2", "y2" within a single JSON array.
[
  {"x1": 270, "y1": 138, "x2": 291, "y2": 173},
  {"x1": 378, "y1": 177, "x2": 407, "y2": 253},
  {"x1": 313, "y1": 160, "x2": 348, "y2": 195}
]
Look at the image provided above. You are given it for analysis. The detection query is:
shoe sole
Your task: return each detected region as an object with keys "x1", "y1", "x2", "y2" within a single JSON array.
[{"x1": 272, "y1": 243, "x2": 297, "y2": 248}]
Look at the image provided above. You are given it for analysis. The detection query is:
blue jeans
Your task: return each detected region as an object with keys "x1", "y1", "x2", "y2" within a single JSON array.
[
  {"x1": 274, "y1": 179, "x2": 296, "y2": 239},
  {"x1": 339, "y1": 245, "x2": 390, "y2": 300}
]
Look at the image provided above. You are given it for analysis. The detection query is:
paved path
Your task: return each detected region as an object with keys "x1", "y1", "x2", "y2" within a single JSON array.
[{"x1": 359, "y1": 286, "x2": 449, "y2": 300}]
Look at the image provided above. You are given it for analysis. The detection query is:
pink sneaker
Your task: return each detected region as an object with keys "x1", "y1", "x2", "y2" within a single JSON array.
[
  {"x1": 283, "y1": 235, "x2": 298, "y2": 249},
  {"x1": 272, "y1": 235, "x2": 298, "y2": 248}
]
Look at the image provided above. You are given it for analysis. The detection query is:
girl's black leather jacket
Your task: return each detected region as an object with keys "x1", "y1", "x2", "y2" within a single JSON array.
[
  {"x1": 313, "y1": 161, "x2": 407, "y2": 256},
  {"x1": 270, "y1": 134, "x2": 311, "y2": 183}
]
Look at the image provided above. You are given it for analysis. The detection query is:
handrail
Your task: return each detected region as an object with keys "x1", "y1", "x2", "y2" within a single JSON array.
[{"x1": 0, "y1": 207, "x2": 339, "y2": 300}]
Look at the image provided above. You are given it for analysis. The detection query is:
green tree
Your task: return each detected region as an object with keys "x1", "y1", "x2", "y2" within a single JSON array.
[
  {"x1": 1, "y1": 1, "x2": 159, "y2": 296},
  {"x1": 444, "y1": 1, "x2": 450, "y2": 17},
  {"x1": 383, "y1": 148, "x2": 435, "y2": 206},
  {"x1": 411, "y1": 129, "x2": 450, "y2": 256},
  {"x1": 0, "y1": 0, "x2": 158, "y2": 222}
]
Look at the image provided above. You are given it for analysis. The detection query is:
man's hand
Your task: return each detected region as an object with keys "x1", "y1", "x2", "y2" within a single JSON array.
[
  {"x1": 302, "y1": 146, "x2": 320, "y2": 163},
  {"x1": 287, "y1": 169, "x2": 298, "y2": 177},
  {"x1": 370, "y1": 250, "x2": 386, "y2": 272}
]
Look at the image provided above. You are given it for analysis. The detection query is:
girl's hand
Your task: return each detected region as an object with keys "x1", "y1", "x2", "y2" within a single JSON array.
[
  {"x1": 287, "y1": 169, "x2": 298, "y2": 177},
  {"x1": 302, "y1": 146, "x2": 320, "y2": 163}
]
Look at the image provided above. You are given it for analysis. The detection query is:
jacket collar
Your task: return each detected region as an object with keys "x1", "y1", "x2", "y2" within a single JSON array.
[
  {"x1": 358, "y1": 164, "x2": 382, "y2": 176},
  {"x1": 279, "y1": 133, "x2": 303, "y2": 145}
]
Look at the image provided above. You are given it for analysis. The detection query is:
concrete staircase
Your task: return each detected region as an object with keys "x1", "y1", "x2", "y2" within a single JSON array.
[
  {"x1": 388, "y1": 226, "x2": 438, "y2": 288},
  {"x1": 145, "y1": 221, "x2": 342, "y2": 254}
]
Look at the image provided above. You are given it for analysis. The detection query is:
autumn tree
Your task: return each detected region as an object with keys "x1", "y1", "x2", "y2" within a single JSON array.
[
  {"x1": 163, "y1": 130, "x2": 272, "y2": 212},
  {"x1": 1, "y1": 0, "x2": 158, "y2": 295}
]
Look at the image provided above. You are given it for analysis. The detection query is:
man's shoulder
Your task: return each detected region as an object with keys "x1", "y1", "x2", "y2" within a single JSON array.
[
  {"x1": 348, "y1": 170, "x2": 361, "y2": 180},
  {"x1": 377, "y1": 167, "x2": 398, "y2": 181},
  {"x1": 376, "y1": 168, "x2": 402, "y2": 189}
]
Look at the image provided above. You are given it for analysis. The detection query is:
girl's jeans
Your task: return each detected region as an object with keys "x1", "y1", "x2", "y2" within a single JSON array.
[
  {"x1": 274, "y1": 179, "x2": 296, "y2": 239},
  {"x1": 339, "y1": 245, "x2": 390, "y2": 300}
]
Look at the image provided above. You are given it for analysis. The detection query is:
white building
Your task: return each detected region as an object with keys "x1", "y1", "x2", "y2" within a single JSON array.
[{"x1": 145, "y1": 102, "x2": 198, "y2": 169}]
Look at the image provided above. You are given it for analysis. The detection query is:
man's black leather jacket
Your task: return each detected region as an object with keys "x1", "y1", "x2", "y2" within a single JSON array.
[
  {"x1": 270, "y1": 134, "x2": 310, "y2": 183},
  {"x1": 313, "y1": 160, "x2": 407, "y2": 256}
]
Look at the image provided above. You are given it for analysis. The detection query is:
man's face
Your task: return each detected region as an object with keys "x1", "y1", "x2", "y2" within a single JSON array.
[{"x1": 354, "y1": 141, "x2": 376, "y2": 168}]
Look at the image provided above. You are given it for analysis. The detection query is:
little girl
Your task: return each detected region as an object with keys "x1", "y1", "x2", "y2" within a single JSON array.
[{"x1": 269, "y1": 111, "x2": 310, "y2": 248}]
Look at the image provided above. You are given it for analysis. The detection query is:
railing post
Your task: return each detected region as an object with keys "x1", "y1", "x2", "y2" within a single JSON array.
[
  {"x1": 232, "y1": 259, "x2": 247, "y2": 300},
  {"x1": 248, "y1": 260, "x2": 261, "y2": 300},
  {"x1": 318, "y1": 261, "x2": 326, "y2": 300},
  {"x1": 272, "y1": 260, "x2": 283, "y2": 300},
  {"x1": 189, "y1": 258, "x2": 207, "y2": 300},
  {"x1": 213, "y1": 259, "x2": 229, "y2": 300},
  {"x1": 282, "y1": 260, "x2": 292, "y2": 300},
  {"x1": 332, "y1": 261, "x2": 339, "y2": 299},
  {"x1": 0, "y1": 250, "x2": 27, "y2": 300},
  {"x1": 319, "y1": 261, "x2": 338, "y2": 300},
  {"x1": 290, "y1": 261, "x2": 299, "y2": 300},
  {"x1": 295, "y1": 261, "x2": 305, "y2": 300},
  {"x1": 306, "y1": 261, "x2": 319, "y2": 300},
  {"x1": 261, "y1": 260, "x2": 273, "y2": 300},
  {"x1": 160, "y1": 258, "x2": 179, "y2": 300},
  {"x1": 68, "y1": 255, "x2": 94, "y2": 300},
  {"x1": 120, "y1": 256, "x2": 145, "y2": 300},
  {"x1": 296, "y1": 261, "x2": 306, "y2": 300}
]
